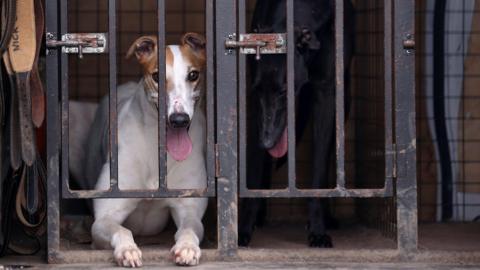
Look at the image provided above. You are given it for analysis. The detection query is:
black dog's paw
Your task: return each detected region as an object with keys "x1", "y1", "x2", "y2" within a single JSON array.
[
  {"x1": 238, "y1": 231, "x2": 252, "y2": 247},
  {"x1": 308, "y1": 233, "x2": 333, "y2": 248}
]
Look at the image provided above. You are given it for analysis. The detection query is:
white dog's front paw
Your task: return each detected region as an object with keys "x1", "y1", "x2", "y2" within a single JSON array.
[
  {"x1": 114, "y1": 245, "x2": 143, "y2": 268},
  {"x1": 170, "y1": 241, "x2": 201, "y2": 266}
]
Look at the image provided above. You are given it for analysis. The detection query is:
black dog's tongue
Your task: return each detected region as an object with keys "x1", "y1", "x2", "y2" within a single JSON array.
[
  {"x1": 166, "y1": 126, "x2": 192, "y2": 161},
  {"x1": 268, "y1": 128, "x2": 288, "y2": 158}
]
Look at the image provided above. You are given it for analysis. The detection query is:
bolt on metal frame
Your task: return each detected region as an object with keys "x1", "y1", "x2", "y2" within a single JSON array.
[{"x1": 46, "y1": 0, "x2": 416, "y2": 263}]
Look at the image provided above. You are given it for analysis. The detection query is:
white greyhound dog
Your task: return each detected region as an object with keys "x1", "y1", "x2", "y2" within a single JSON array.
[{"x1": 80, "y1": 33, "x2": 208, "y2": 267}]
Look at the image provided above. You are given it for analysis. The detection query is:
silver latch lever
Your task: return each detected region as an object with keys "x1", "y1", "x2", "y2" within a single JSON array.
[{"x1": 46, "y1": 33, "x2": 108, "y2": 59}]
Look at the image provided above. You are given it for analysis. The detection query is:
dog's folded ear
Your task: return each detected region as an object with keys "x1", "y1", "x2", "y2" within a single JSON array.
[
  {"x1": 126, "y1": 36, "x2": 157, "y2": 67},
  {"x1": 295, "y1": 27, "x2": 321, "y2": 50},
  {"x1": 181, "y1": 32, "x2": 206, "y2": 52}
]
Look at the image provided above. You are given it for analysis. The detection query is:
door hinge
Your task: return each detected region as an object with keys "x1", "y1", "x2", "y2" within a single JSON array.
[
  {"x1": 392, "y1": 143, "x2": 397, "y2": 179},
  {"x1": 402, "y1": 34, "x2": 415, "y2": 55},
  {"x1": 225, "y1": 33, "x2": 286, "y2": 60},
  {"x1": 46, "y1": 32, "x2": 107, "y2": 59}
]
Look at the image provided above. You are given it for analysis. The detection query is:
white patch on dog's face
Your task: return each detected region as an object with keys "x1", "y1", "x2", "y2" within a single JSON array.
[{"x1": 166, "y1": 45, "x2": 201, "y2": 121}]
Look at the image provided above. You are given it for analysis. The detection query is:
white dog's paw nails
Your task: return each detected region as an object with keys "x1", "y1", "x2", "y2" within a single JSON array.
[
  {"x1": 170, "y1": 241, "x2": 201, "y2": 266},
  {"x1": 114, "y1": 245, "x2": 143, "y2": 268}
]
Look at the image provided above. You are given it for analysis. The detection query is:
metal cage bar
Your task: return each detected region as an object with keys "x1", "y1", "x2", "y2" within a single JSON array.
[
  {"x1": 384, "y1": 0, "x2": 394, "y2": 195},
  {"x1": 216, "y1": 0, "x2": 238, "y2": 257},
  {"x1": 205, "y1": 0, "x2": 216, "y2": 196},
  {"x1": 108, "y1": 0, "x2": 119, "y2": 191},
  {"x1": 157, "y1": 0, "x2": 167, "y2": 191},
  {"x1": 60, "y1": 0, "x2": 70, "y2": 197},
  {"x1": 46, "y1": 0, "x2": 61, "y2": 263},
  {"x1": 394, "y1": 0, "x2": 417, "y2": 254},
  {"x1": 286, "y1": 0, "x2": 296, "y2": 191},
  {"x1": 335, "y1": 0, "x2": 346, "y2": 189},
  {"x1": 238, "y1": 0, "x2": 247, "y2": 196}
]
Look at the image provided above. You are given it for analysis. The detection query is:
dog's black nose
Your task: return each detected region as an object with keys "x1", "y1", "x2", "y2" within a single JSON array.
[{"x1": 169, "y1": 113, "x2": 190, "y2": 128}]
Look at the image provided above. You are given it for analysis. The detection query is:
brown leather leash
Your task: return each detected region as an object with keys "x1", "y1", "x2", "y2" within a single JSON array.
[
  {"x1": 30, "y1": 0, "x2": 45, "y2": 128},
  {"x1": 3, "y1": 52, "x2": 22, "y2": 170},
  {"x1": 7, "y1": 0, "x2": 37, "y2": 167}
]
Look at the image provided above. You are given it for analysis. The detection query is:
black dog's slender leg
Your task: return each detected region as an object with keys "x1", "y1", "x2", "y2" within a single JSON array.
[
  {"x1": 239, "y1": 97, "x2": 270, "y2": 247},
  {"x1": 238, "y1": 151, "x2": 270, "y2": 246},
  {"x1": 308, "y1": 83, "x2": 335, "y2": 248},
  {"x1": 256, "y1": 155, "x2": 271, "y2": 227}
]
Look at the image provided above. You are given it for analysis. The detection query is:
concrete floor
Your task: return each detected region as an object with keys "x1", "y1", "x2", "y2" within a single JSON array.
[
  {"x1": 1, "y1": 261, "x2": 480, "y2": 270},
  {"x1": 1, "y1": 223, "x2": 479, "y2": 269}
]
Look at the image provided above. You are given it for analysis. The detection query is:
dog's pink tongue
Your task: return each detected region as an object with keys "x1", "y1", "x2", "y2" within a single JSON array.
[
  {"x1": 267, "y1": 128, "x2": 288, "y2": 158},
  {"x1": 166, "y1": 127, "x2": 192, "y2": 161}
]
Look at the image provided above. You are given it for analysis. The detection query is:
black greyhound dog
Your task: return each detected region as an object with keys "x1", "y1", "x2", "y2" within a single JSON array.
[{"x1": 239, "y1": 0, "x2": 354, "y2": 247}]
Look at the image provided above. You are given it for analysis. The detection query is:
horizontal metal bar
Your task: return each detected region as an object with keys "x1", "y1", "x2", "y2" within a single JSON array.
[
  {"x1": 240, "y1": 185, "x2": 392, "y2": 198},
  {"x1": 48, "y1": 248, "x2": 480, "y2": 265},
  {"x1": 62, "y1": 188, "x2": 212, "y2": 199}
]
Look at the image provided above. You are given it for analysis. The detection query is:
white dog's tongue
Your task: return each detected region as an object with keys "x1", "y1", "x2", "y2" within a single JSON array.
[
  {"x1": 166, "y1": 127, "x2": 192, "y2": 161},
  {"x1": 267, "y1": 128, "x2": 288, "y2": 158}
]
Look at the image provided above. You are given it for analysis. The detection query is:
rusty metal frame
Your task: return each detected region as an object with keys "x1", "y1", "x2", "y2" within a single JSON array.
[
  {"x1": 45, "y1": 0, "x2": 417, "y2": 264},
  {"x1": 393, "y1": 0, "x2": 417, "y2": 254},
  {"x1": 46, "y1": 0, "x2": 219, "y2": 263}
]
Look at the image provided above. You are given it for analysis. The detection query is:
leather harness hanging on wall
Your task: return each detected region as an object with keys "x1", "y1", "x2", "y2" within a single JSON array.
[{"x1": 0, "y1": 0, "x2": 46, "y2": 256}]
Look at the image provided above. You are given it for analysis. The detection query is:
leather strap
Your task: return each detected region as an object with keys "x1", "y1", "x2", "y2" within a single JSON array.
[
  {"x1": 0, "y1": 0, "x2": 16, "y2": 53},
  {"x1": 8, "y1": 0, "x2": 37, "y2": 166},
  {"x1": 30, "y1": 0, "x2": 45, "y2": 128},
  {"x1": 0, "y1": 0, "x2": 17, "y2": 193},
  {"x1": 3, "y1": 53, "x2": 21, "y2": 170}
]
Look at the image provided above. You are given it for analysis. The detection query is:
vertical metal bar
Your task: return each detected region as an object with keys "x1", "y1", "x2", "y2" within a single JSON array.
[
  {"x1": 238, "y1": 0, "x2": 247, "y2": 194},
  {"x1": 157, "y1": 0, "x2": 167, "y2": 191},
  {"x1": 384, "y1": 0, "x2": 394, "y2": 194},
  {"x1": 394, "y1": 0, "x2": 417, "y2": 255},
  {"x1": 216, "y1": 0, "x2": 238, "y2": 257},
  {"x1": 335, "y1": 0, "x2": 346, "y2": 189},
  {"x1": 108, "y1": 0, "x2": 118, "y2": 191},
  {"x1": 286, "y1": 0, "x2": 296, "y2": 190},
  {"x1": 60, "y1": 0, "x2": 69, "y2": 197},
  {"x1": 46, "y1": 0, "x2": 61, "y2": 263},
  {"x1": 206, "y1": 0, "x2": 215, "y2": 195}
]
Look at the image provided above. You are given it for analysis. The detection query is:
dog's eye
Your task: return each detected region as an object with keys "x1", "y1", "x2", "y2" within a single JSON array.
[
  {"x1": 152, "y1": 72, "x2": 159, "y2": 83},
  {"x1": 187, "y1": 70, "x2": 199, "y2": 82}
]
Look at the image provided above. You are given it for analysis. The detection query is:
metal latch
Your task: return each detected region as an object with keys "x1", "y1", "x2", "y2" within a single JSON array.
[
  {"x1": 402, "y1": 34, "x2": 415, "y2": 54},
  {"x1": 46, "y1": 33, "x2": 107, "y2": 59},
  {"x1": 225, "y1": 33, "x2": 286, "y2": 60}
]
